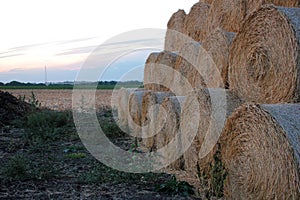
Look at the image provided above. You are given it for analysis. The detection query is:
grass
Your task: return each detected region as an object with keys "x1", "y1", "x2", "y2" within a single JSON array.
[
  {"x1": 24, "y1": 109, "x2": 76, "y2": 146},
  {"x1": 211, "y1": 150, "x2": 227, "y2": 198},
  {"x1": 0, "y1": 106, "x2": 198, "y2": 198},
  {"x1": 155, "y1": 175, "x2": 194, "y2": 196}
]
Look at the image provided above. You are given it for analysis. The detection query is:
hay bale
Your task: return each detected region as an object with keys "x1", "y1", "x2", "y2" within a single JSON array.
[
  {"x1": 128, "y1": 90, "x2": 148, "y2": 136},
  {"x1": 220, "y1": 104, "x2": 300, "y2": 199},
  {"x1": 144, "y1": 52, "x2": 160, "y2": 91},
  {"x1": 140, "y1": 91, "x2": 174, "y2": 150},
  {"x1": 144, "y1": 51, "x2": 178, "y2": 93},
  {"x1": 229, "y1": 5, "x2": 300, "y2": 103},
  {"x1": 183, "y1": 2, "x2": 210, "y2": 42},
  {"x1": 180, "y1": 88, "x2": 241, "y2": 184},
  {"x1": 172, "y1": 42, "x2": 207, "y2": 95},
  {"x1": 169, "y1": 37, "x2": 229, "y2": 90},
  {"x1": 206, "y1": 0, "x2": 259, "y2": 33},
  {"x1": 202, "y1": 28, "x2": 236, "y2": 88},
  {"x1": 155, "y1": 96, "x2": 186, "y2": 170},
  {"x1": 207, "y1": 0, "x2": 299, "y2": 33},
  {"x1": 116, "y1": 88, "x2": 137, "y2": 131},
  {"x1": 154, "y1": 51, "x2": 178, "y2": 92},
  {"x1": 200, "y1": 0, "x2": 213, "y2": 4},
  {"x1": 164, "y1": 9, "x2": 187, "y2": 51},
  {"x1": 264, "y1": 0, "x2": 299, "y2": 7}
]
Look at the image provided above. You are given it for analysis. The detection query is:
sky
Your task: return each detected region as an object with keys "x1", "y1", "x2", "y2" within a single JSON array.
[{"x1": 0, "y1": 0, "x2": 197, "y2": 83}]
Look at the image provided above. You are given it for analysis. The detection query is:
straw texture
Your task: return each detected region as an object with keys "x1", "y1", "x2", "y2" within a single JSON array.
[
  {"x1": 140, "y1": 91, "x2": 174, "y2": 150},
  {"x1": 155, "y1": 96, "x2": 186, "y2": 170},
  {"x1": 144, "y1": 52, "x2": 160, "y2": 91},
  {"x1": 220, "y1": 103, "x2": 300, "y2": 199},
  {"x1": 202, "y1": 28, "x2": 236, "y2": 88},
  {"x1": 183, "y1": 2, "x2": 210, "y2": 42},
  {"x1": 181, "y1": 88, "x2": 241, "y2": 184},
  {"x1": 128, "y1": 90, "x2": 148, "y2": 136},
  {"x1": 165, "y1": 9, "x2": 187, "y2": 51},
  {"x1": 116, "y1": 88, "x2": 137, "y2": 130},
  {"x1": 229, "y1": 5, "x2": 300, "y2": 103}
]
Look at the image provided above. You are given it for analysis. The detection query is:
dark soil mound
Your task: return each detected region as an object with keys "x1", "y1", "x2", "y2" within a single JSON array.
[{"x1": 0, "y1": 91, "x2": 32, "y2": 127}]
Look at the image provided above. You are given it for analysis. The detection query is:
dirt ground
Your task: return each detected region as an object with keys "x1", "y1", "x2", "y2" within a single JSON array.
[{"x1": 0, "y1": 91, "x2": 202, "y2": 199}]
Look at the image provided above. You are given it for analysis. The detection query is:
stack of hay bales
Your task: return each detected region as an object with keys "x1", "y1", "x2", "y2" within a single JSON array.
[{"x1": 116, "y1": 1, "x2": 300, "y2": 199}]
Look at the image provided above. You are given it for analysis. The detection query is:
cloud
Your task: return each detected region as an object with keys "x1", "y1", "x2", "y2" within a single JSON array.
[
  {"x1": 56, "y1": 37, "x2": 96, "y2": 45},
  {"x1": 0, "y1": 53, "x2": 24, "y2": 59},
  {"x1": 56, "y1": 45, "x2": 98, "y2": 56},
  {"x1": 9, "y1": 42, "x2": 50, "y2": 52}
]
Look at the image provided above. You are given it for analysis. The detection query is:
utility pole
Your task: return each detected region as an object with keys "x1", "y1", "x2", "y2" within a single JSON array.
[{"x1": 45, "y1": 65, "x2": 48, "y2": 86}]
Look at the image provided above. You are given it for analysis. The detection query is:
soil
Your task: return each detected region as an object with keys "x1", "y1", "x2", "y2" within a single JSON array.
[
  {"x1": 0, "y1": 90, "x2": 202, "y2": 199},
  {"x1": 0, "y1": 91, "x2": 33, "y2": 127}
]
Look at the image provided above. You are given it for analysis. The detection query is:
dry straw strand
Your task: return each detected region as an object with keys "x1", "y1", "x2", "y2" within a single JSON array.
[
  {"x1": 229, "y1": 4, "x2": 300, "y2": 103},
  {"x1": 220, "y1": 103, "x2": 300, "y2": 199}
]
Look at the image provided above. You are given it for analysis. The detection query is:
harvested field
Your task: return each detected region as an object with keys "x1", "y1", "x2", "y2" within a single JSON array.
[{"x1": 3, "y1": 89, "x2": 116, "y2": 111}]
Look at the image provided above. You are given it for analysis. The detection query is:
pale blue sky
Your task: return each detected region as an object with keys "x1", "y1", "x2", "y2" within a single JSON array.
[{"x1": 0, "y1": 0, "x2": 197, "y2": 83}]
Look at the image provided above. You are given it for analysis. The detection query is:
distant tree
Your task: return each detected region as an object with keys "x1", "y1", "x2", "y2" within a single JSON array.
[
  {"x1": 6, "y1": 81, "x2": 24, "y2": 86},
  {"x1": 0, "y1": 82, "x2": 4, "y2": 86}
]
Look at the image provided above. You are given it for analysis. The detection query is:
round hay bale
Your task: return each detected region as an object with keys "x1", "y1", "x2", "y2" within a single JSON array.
[
  {"x1": 219, "y1": 103, "x2": 300, "y2": 199},
  {"x1": 128, "y1": 90, "x2": 148, "y2": 136},
  {"x1": 207, "y1": 0, "x2": 299, "y2": 34},
  {"x1": 140, "y1": 91, "x2": 174, "y2": 150},
  {"x1": 200, "y1": 0, "x2": 213, "y2": 4},
  {"x1": 202, "y1": 28, "x2": 236, "y2": 88},
  {"x1": 229, "y1": 5, "x2": 300, "y2": 103},
  {"x1": 154, "y1": 51, "x2": 178, "y2": 92},
  {"x1": 207, "y1": 0, "x2": 246, "y2": 33},
  {"x1": 164, "y1": 9, "x2": 187, "y2": 51},
  {"x1": 264, "y1": 0, "x2": 299, "y2": 7},
  {"x1": 155, "y1": 96, "x2": 186, "y2": 170},
  {"x1": 144, "y1": 52, "x2": 160, "y2": 91},
  {"x1": 115, "y1": 88, "x2": 137, "y2": 131},
  {"x1": 172, "y1": 42, "x2": 207, "y2": 95},
  {"x1": 183, "y1": 2, "x2": 210, "y2": 42},
  {"x1": 180, "y1": 88, "x2": 241, "y2": 184}
]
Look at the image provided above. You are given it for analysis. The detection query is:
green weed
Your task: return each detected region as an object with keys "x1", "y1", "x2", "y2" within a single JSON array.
[{"x1": 155, "y1": 175, "x2": 194, "y2": 196}]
